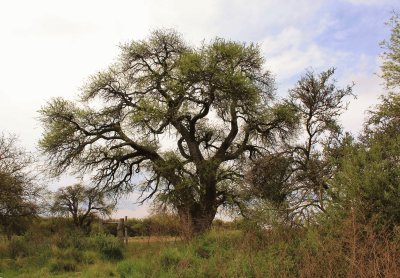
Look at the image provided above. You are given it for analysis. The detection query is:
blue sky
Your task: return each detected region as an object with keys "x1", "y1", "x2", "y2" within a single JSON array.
[{"x1": 0, "y1": 0, "x2": 399, "y2": 217}]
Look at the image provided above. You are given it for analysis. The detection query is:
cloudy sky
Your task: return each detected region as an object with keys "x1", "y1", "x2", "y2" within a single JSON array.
[{"x1": 1, "y1": 0, "x2": 399, "y2": 218}]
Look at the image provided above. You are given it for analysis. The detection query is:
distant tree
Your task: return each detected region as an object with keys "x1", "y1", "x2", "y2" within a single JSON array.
[
  {"x1": 381, "y1": 12, "x2": 400, "y2": 90},
  {"x1": 247, "y1": 69, "x2": 353, "y2": 223},
  {"x1": 0, "y1": 133, "x2": 45, "y2": 238},
  {"x1": 52, "y1": 183, "x2": 115, "y2": 228},
  {"x1": 39, "y1": 30, "x2": 297, "y2": 234}
]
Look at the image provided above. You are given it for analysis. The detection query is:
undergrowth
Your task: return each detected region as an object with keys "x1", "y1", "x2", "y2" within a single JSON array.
[{"x1": 1, "y1": 220, "x2": 399, "y2": 277}]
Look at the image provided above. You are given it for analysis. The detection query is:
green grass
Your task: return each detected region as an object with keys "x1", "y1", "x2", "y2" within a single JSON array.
[
  {"x1": 0, "y1": 229, "x2": 252, "y2": 277},
  {"x1": 0, "y1": 228, "x2": 306, "y2": 277},
  {"x1": 1, "y1": 225, "x2": 399, "y2": 277}
]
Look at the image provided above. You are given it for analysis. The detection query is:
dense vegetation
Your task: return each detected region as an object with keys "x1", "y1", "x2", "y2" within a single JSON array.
[
  {"x1": 1, "y1": 12, "x2": 400, "y2": 278},
  {"x1": 1, "y1": 217, "x2": 400, "y2": 277}
]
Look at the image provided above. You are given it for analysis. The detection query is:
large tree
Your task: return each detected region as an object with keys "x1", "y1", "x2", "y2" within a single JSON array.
[{"x1": 39, "y1": 30, "x2": 296, "y2": 234}]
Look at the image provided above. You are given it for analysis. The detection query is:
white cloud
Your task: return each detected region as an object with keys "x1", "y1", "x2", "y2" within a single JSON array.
[
  {"x1": 112, "y1": 207, "x2": 150, "y2": 219},
  {"x1": 261, "y1": 27, "x2": 304, "y2": 54},
  {"x1": 266, "y1": 44, "x2": 347, "y2": 82},
  {"x1": 112, "y1": 193, "x2": 151, "y2": 219},
  {"x1": 344, "y1": 0, "x2": 396, "y2": 5},
  {"x1": 260, "y1": 18, "x2": 347, "y2": 87}
]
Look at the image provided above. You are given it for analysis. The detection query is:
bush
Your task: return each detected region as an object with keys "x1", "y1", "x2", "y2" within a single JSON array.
[
  {"x1": 48, "y1": 247, "x2": 82, "y2": 271},
  {"x1": 91, "y1": 233, "x2": 124, "y2": 260},
  {"x1": 53, "y1": 230, "x2": 85, "y2": 249}
]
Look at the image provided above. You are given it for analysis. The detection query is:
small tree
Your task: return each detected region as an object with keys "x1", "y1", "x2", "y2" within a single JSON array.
[
  {"x1": 52, "y1": 183, "x2": 115, "y2": 229},
  {"x1": 247, "y1": 69, "x2": 353, "y2": 224},
  {"x1": 0, "y1": 133, "x2": 45, "y2": 238}
]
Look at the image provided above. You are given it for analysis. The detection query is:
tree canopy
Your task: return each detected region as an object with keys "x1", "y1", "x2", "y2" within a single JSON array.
[
  {"x1": 0, "y1": 134, "x2": 45, "y2": 238},
  {"x1": 39, "y1": 30, "x2": 297, "y2": 233}
]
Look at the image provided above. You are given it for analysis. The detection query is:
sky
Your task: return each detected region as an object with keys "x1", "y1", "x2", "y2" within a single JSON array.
[{"x1": 1, "y1": 0, "x2": 399, "y2": 218}]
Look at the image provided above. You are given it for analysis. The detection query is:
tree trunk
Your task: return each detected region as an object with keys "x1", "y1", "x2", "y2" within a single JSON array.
[
  {"x1": 178, "y1": 201, "x2": 217, "y2": 237},
  {"x1": 172, "y1": 161, "x2": 220, "y2": 236}
]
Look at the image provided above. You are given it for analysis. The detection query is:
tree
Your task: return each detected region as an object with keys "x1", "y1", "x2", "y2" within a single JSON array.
[
  {"x1": 247, "y1": 69, "x2": 353, "y2": 224},
  {"x1": 52, "y1": 183, "x2": 115, "y2": 229},
  {"x1": 0, "y1": 133, "x2": 45, "y2": 238},
  {"x1": 381, "y1": 12, "x2": 400, "y2": 90},
  {"x1": 328, "y1": 15, "x2": 400, "y2": 229},
  {"x1": 39, "y1": 30, "x2": 297, "y2": 234},
  {"x1": 329, "y1": 93, "x2": 400, "y2": 229}
]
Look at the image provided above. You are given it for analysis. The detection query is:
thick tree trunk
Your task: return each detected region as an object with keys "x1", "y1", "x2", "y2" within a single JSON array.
[
  {"x1": 178, "y1": 179, "x2": 218, "y2": 236},
  {"x1": 178, "y1": 204, "x2": 217, "y2": 237},
  {"x1": 171, "y1": 160, "x2": 220, "y2": 236}
]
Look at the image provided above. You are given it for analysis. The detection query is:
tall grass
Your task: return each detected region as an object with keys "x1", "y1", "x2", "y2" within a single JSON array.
[{"x1": 1, "y1": 217, "x2": 399, "y2": 277}]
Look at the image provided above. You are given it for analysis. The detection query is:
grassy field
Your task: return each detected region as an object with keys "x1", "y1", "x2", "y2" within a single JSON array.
[
  {"x1": 1, "y1": 223, "x2": 399, "y2": 277},
  {"x1": 0, "y1": 228, "x2": 309, "y2": 277},
  {"x1": 0, "y1": 229, "x2": 255, "y2": 278}
]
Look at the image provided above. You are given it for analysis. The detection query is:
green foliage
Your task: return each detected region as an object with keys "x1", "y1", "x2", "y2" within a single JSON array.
[
  {"x1": 91, "y1": 233, "x2": 124, "y2": 260},
  {"x1": 160, "y1": 248, "x2": 183, "y2": 269},
  {"x1": 0, "y1": 134, "x2": 45, "y2": 238},
  {"x1": 51, "y1": 183, "x2": 115, "y2": 230},
  {"x1": 0, "y1": 224, "x2": 399, "y2": 277},
  {"x1": 326, "y1": 90, "x2": 400, "y2": 230},
  {"x1": 195, "y1": 239, "x2": 215, "y2": 259},
  {"x1": 330, "y1": 135, "x2": 400, "y2": 229},
  {"x1": 116, "y1": 260, "x2": 135, "y2": 278},
  {"x1": 248, "y1": 154, "x2": 292, "y2": 205},
  {"x1": 381, "y1": 13, "x2": 400, "y2": 90},
  {"x1": 82, "y1": 250, "x2": 97, "y2": 264},
  {"x1": 245, "y1": 68, "x2": 354, "y2": 224},
  {"x1": 365, "y1": 91, "x2": 400, "y2": 138}
]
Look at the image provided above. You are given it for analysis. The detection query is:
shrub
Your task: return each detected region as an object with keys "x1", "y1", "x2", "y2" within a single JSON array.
[
  {"x1": 53, "y1": 230, "x2": 85, "y2": 249},
  {"x1": 91, "y1": 233, "x2": 124, "y2": 260}
]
